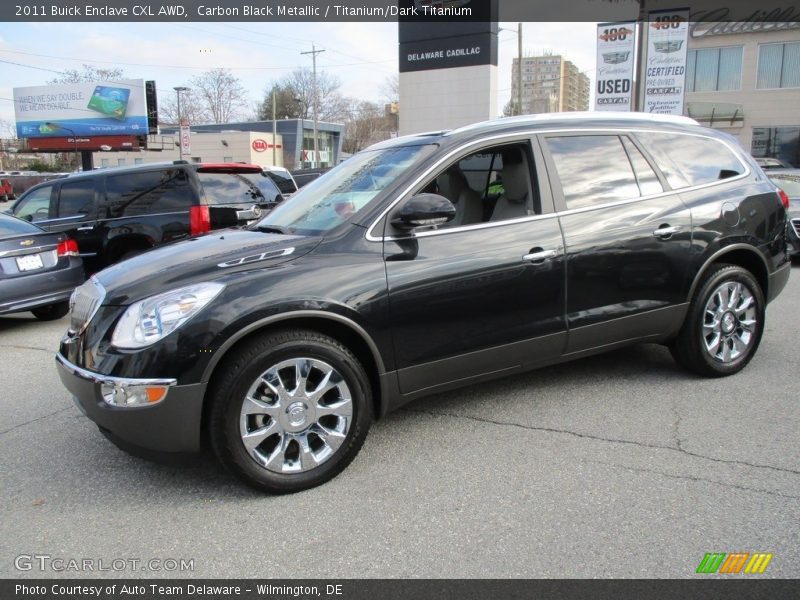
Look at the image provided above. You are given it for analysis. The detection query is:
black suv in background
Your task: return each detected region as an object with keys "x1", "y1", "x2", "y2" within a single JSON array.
[
  {"x1": 57, "y1": 113, "x2": 790, "y2": 494},
  {"x1": 9, "y1": 162, "x2": 283, "y2": 273}
]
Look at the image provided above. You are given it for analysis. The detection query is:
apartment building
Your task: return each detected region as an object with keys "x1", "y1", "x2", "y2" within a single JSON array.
[{"x1": 510, "y1": 54, "x2": 590, "y2": 114}]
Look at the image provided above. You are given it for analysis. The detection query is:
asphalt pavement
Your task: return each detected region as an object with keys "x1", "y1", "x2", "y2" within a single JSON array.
[{"x1": 1, "y1": 266, "x2": 798, "y2": 579}]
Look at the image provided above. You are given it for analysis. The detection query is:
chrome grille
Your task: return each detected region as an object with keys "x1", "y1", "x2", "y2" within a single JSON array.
[
  {"x1": 791, "y1": 219, "x2": 800, "y2": 238},
  {"x1": 69, "y1": 277, "x2": 105, "y2": 334}
]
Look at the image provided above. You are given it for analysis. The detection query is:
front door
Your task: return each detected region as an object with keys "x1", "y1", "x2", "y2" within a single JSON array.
[{"x1": 384, "y1": 139, "x2": 567, "y2": 396}]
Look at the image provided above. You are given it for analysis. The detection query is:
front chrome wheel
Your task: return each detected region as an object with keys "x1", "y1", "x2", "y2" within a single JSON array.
[
  {"x1": 240, "y1": 358, "x2": 353, "y2": 474},
  {"x1": 702, "y1": 281, "x2": 757, "y2": 363}
]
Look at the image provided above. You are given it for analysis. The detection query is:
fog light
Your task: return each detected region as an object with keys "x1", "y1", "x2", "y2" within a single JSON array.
[{"x1": 101, "y1": 384, "x2": 169, "y2": 407}]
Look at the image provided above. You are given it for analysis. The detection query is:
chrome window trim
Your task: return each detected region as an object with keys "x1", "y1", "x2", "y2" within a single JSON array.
[{"x1": 365, "y1": 127, "x2": 751, "y2": 242}]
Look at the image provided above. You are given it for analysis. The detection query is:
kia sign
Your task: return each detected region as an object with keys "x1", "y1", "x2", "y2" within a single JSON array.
[
  {"x1": 594, "y1": 22, "x2": 636, "y2": 112},
  {"x1": 14, "y1": 79, "x2": 149, "y2": 138},
  {"x1": 252, "y1": 139, "x2": 268, "y2": 152}
]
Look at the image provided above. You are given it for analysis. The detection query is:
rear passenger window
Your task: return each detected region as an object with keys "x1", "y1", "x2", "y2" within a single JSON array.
[
  {"x1": 106, "y1": 169, "x2": 192, "y2": 218},
  {"x1": 634, "y1": 132, "x2": 744, "y2": 189},
  {"x1": 57, "y1": 180, "x2": 95, "y2": 218},
  {"x1": 545, "y1": 135, "x2": 640, "y2": 210}
]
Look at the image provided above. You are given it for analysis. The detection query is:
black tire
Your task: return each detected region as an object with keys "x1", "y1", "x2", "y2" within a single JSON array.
[
  {"x1": 208, "y1": 329, "x2": 373, "y2": 494},
  {"x1": 670, "y1": 264, "x2": 765, "y2": 377},
  {"x1": 31, "y1": 301, "x2": 70, "y2": 321}
]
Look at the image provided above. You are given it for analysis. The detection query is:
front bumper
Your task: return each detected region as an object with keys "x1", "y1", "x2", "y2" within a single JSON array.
[
  {"x1": 56, "y1": 354, "x2": 207, "y2": 455},
  {"x1": 788, "y1": 217, "x2": 800, "y2": 255}
]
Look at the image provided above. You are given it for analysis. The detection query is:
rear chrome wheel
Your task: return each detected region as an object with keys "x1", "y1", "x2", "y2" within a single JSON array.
[
  {"x1": 702, "y1": 281, "x2": 757, "y2": 364},
  {"x1": 210, "y1": 330, "x2": 372, "y2": 493},
  {"x1": 670, "y1": 264, "x2": 764, "y2": 377}
]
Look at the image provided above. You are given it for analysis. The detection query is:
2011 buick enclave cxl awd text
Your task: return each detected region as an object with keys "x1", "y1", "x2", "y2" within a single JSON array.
[{"x1": 56, "y1": 113, "x2": 791, "y2": 493}]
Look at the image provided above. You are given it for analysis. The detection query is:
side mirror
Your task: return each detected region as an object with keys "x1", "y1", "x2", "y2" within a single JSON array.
[{"x1": 391, "y1": 193, "x2": 456, "y2": 230}]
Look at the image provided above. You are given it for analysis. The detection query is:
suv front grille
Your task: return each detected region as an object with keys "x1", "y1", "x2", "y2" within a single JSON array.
[
  {"x1": 69, "y1": 277, "x2": 106, "y2": 335},
  {"x1": 791, "y1": 219, "x2": 800, "y2": 238}
]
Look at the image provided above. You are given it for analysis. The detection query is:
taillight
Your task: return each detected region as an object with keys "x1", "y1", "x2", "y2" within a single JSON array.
[
  {"x1": 57, "y1": 239, "x2": 79, "y2": 257},
  {"x1": 190, "y1": 205, "x2": 211, "y2": 236},
  {"x1": 778, "y1": 188, "x2": 790, "y2": 210}
]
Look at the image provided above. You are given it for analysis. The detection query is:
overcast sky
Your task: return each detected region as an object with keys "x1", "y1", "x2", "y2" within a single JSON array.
[{"x1": 0, "y1": 21, "x2": 598, "y2": 127}]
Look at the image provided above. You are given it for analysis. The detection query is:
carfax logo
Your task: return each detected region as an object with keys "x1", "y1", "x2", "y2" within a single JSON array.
[{"x1": 696, "y1": 552, "x2": 773, "y2": 574}]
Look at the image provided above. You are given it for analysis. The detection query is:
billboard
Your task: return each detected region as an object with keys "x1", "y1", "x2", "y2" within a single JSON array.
[
  {"x1": 14, "y1": 79, "x2": 149, "y2": 138},
  {"x1": 594, "y1": 22, "x2": 636, "y2": 112},
  {"x1": 643, "y1": 9, "x2": 690, "y2": 115}
]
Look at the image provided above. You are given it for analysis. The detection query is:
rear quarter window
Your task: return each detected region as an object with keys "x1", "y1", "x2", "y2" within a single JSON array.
[
  {"x1": 198, "y1": 171, "x2": 281, "y2": 205},
  {"x1": 635, "y1": 132, "x2": 745, "y2": 189}
]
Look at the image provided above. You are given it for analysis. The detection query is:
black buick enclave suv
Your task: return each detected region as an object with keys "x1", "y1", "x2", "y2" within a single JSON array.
[{"x1": 56, "y1": 113, "x2": 791, "y2": 493}]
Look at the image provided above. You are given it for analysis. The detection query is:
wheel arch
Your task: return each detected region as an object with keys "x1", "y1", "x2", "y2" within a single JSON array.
[
  {"x1": 687, "y1": 244, "x2": 770, "y2": 302},
  {"x1": 201, "y1": 311, "x2": 388, "y2": 432}
]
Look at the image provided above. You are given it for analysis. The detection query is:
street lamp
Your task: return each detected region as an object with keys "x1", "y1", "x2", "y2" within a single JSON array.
[
  {"x1": 174, "y1": 86, "x2": 189, "y2": 159},
  {"x1": 499, "y1": 24, "x2": 523, "y2": 116},
  {"x1": 45, "y1": 122, "x2": 79, "y2": 171}
]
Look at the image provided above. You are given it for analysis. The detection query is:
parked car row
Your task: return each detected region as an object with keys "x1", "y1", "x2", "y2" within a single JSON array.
[
  {"x1": 53, "y1": 112, "x2": 790, "y2": 494},
  {"x1": 766, "y1": 169, "x2": 800, "y2": 257}
]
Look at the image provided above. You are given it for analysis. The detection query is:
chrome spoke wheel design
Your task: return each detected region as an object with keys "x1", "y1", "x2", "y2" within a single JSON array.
[
  {"x1": 239, "y1": 358, "x2": 353, "y2": 474},
  {"x1": 702, "y1": 281, "x2": 757, "y2": 364}
]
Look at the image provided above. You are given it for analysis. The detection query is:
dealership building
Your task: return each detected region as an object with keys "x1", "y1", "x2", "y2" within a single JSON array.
[{"x1": 685, "y1": 22, "x2": 800, "y2": 165}]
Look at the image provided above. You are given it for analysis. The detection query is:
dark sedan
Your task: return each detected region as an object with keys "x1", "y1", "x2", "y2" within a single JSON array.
[
  {"x1": 767, "y1": 169, "x2": 800, "y2": 257},
  {"x1": 0, "y1": 213, "x2": 84, "y2": 320}
]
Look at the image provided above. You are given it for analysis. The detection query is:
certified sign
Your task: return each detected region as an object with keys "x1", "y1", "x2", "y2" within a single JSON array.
[{"x1": 644, "y1": 9, "x2": 690, "y2": 115}]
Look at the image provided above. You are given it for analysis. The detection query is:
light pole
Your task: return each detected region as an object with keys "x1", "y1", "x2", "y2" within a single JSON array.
[
  {"x1": 45, "y1": 122, "x2": 79, "y2": 171},
  {"x1": 301, "y1": 45, "x2": 325, "y2": 168},
  {"x1": 500, "y1": 24, "x2": 523, "y2": 115},
  {"x1": 174, "y1": 86, "x2": 189, "y2": 159}
]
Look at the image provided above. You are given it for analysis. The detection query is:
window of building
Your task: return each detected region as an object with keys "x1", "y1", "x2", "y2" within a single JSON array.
[
  {"x1": 100, "y1": 159, "x2": 109, "y2": 168},
  {"x1": 134, "y1": 158, "x2": 143, "y2": 165},
  {"x1": 223, "y1": 156, "x2": 233, "y2": 162},
  {"x1": 686, "y1": 46, "x2": 743, "y2": 92},
  {"x1": 635, "y1": 132, "x2": 744, "y2": 188},
  {"x1": 757, "y1": 42, "x2": 800, "y2": 89},
  {"x1": 117, "y1": 158, "x2": 126, "y2": 167}
]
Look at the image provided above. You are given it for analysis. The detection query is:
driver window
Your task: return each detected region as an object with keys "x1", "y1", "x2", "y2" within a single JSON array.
[
  {"x1": 422, "y1": 142, "x2": 538, "y2": 229},
  {"x1": 14, "y1": 185, "x2": 53, "y2": 222}
]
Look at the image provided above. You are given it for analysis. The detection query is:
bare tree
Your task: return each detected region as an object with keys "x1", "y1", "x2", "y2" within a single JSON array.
[
  {"x1": 341, "y1": 100, "x2": 394, "y2": 154},
  {"x1": 158, "y1": 90, "x2": 211, "y2": 126},
  {"x1": 257, "y1": 68, "x2": 348, "y2": 123},
  {"x1": 48, "y1": 64, "x2": 126, "y2": 84},
  {"x1": 189, "y1": 68, "x2": 249, "y2": 124},
  {"x1": 381, "y1": 75, "x2": 399, "y2": 104}
]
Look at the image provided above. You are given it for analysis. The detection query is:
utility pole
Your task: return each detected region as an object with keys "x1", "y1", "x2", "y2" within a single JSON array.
[
  {"x1": 517, "y1": 23, "x2": 523, "y2": 116},
  {"x1": 301, "y1": 44, "x2": 324, "y2": 168},
  {"x1": 174, "y1": 86, "x2": 189, "y2": 159}
]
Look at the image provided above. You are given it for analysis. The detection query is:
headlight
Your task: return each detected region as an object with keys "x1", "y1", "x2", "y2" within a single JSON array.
[{"x1": 111, "y1": 282, "x2": 225, "y2": 349}]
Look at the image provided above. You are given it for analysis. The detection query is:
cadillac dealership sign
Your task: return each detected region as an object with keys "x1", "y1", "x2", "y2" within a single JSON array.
[{"x1": 594, "y1": 22, "x2": 637, "y2": 111}]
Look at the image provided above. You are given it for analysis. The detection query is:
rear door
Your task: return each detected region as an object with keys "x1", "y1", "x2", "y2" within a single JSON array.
[
  {"x1": 45, "y1": 177, "x2": 104, "y2": 267},
  {"x1": 539, "y1": 131, "x2": 693, "y2": 354},
  {"x1": 195, "y1": 167, "x2": 283, "y2": 227}
]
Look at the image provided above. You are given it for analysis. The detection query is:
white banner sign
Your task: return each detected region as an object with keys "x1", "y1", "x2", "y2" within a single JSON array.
[
  {"x1": 643, "y1": 9, "x2": 690, "y2": 115},
  {"x1": 180, "y1": 125, "x2": 191, "y2": 157},
  {"x1": 594, "y1": 22, "x2": 636, "y2": 112}
]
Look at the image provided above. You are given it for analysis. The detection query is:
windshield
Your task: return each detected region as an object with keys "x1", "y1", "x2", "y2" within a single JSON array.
[{"x1": 255, "y1": 144, "x2": 435, "y2": 235}]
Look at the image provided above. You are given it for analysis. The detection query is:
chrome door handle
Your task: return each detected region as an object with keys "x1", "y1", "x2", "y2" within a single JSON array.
[
  {"x1": 76, "y1": 226, "x2": 94, "y2": 231},
  {"x1": 653, "y1": 225, "x2": 682, "y2": 238},
  {"x1": 522, "y1": 249, "x2": 558, "y2": 263}
]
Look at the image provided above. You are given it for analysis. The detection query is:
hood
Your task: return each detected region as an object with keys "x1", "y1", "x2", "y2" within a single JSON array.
[{"x1": 96, "y1": 229, "x2": 320, "y2": 305}]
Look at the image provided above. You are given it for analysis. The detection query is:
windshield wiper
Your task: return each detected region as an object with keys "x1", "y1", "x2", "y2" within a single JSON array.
[{"x1": 254, "y1": 224, "x2": 291, "y2": 235}]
